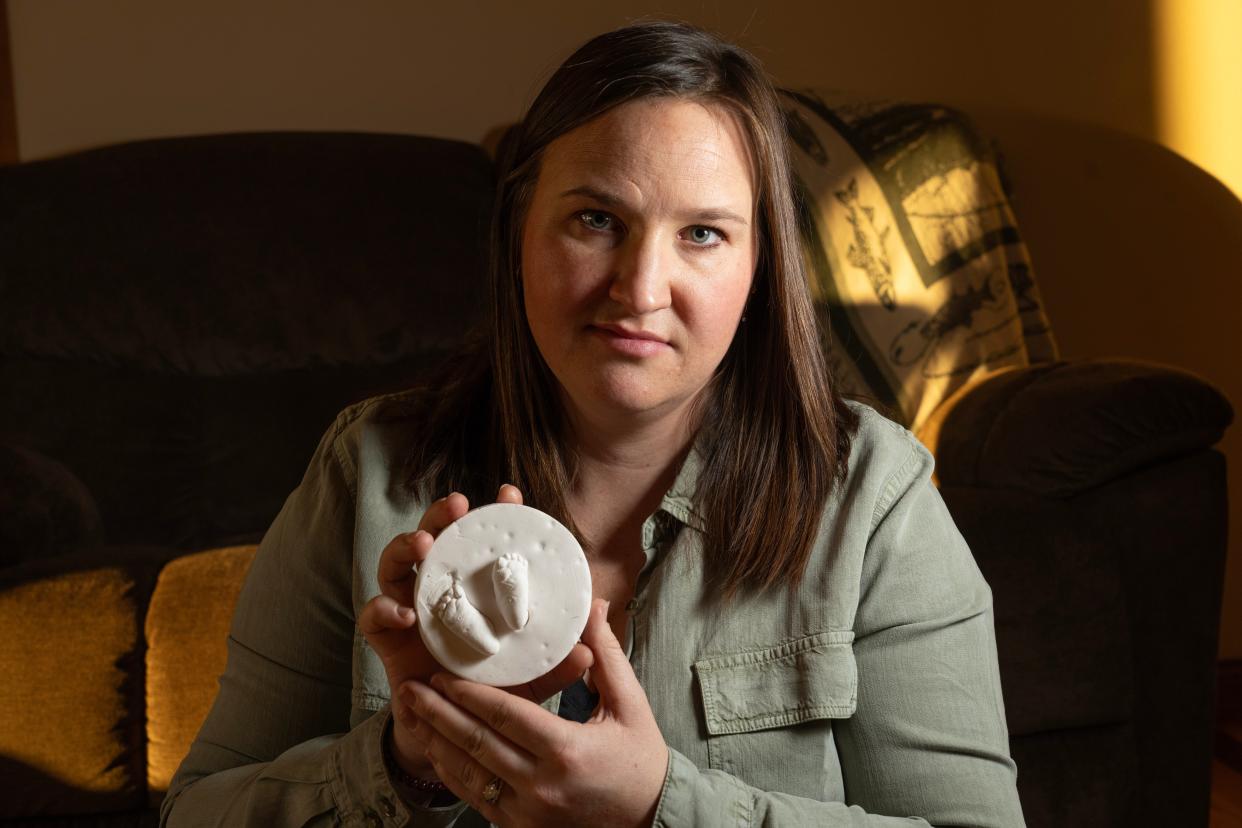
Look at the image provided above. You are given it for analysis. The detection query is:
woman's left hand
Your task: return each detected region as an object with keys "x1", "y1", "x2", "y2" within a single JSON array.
[{"x1": 398, "y1": 598, "x2": 668, "y2": 827}]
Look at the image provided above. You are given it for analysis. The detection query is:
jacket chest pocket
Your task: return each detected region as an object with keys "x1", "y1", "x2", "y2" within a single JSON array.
[{"x1": 693, "y1": 630, "x2": 857, "y2": 800}]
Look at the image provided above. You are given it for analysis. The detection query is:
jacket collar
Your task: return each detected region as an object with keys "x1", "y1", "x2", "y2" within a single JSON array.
[{"x1": 656, "y1": 438, "x2": 707, "y2": 534}]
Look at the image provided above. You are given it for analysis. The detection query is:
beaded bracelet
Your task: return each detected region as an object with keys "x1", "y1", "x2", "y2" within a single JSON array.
[
  {"x1": 382, "y1": 716, "x2": 453, "y2": 799},
  {"x1": 386, "y1": 754, "x2": 450, "y2": 794}
]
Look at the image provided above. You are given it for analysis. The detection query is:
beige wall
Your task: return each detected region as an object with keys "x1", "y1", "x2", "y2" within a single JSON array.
[
  {"x1": 8, "y1": 0, "x2": 1242, "y2": 657},
  {"x1": 9, "y1": 0, "x2": 1161, "y2": 159}
]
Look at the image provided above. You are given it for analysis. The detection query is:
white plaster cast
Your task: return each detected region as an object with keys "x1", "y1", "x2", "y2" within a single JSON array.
[
  {"x1": 492, "y1": 552, "x2": 530, "y2": 631},
  {"x1": 414, "y1": 502, "x2": 591, "y2": 686},
  {"x1": 431, "y1": 572, "x2": 500, "y2": 656}
]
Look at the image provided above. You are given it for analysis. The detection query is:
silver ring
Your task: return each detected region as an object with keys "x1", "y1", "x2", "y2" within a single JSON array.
[{"x1": 481, "y1": 776, "x2": 503, "y2": 806}]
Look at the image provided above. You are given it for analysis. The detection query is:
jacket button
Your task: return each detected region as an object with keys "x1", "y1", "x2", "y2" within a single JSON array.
[{"x1": 379, "y1": 796, "x2": 397, "y2": 817}]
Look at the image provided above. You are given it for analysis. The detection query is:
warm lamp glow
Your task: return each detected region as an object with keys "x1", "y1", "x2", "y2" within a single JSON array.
[{"x1": 1155, "y1": 0, "x2": 1242, "y2": 199}]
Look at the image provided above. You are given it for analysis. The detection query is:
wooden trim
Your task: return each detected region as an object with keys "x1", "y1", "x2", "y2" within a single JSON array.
[{"x1": 0, "y1": 0, "x2": 19, "y2": 164}]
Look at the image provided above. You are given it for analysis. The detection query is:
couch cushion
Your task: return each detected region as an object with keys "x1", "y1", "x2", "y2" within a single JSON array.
[
  {"x1": 0, "y1": 560, "x2": 153, "y2": 818},
  {"x1": 1009, "y1": 723, "x2": 1137, "y2": 827},
  {"x1": 0, "y1": 131, "x2": 492, "y2": 552},
  {"x1": 940, "y1": 486, "x2": 1133, "y2": 737},
  {"x1": 0, "y1": 358, "x2": 430, "y2": 551},
  {"x1": 0, "y1": 132, "x2": 492, "y2": 375},
  {"x1": 145, "y1": 545, "x2": 256, "y2": 801}
]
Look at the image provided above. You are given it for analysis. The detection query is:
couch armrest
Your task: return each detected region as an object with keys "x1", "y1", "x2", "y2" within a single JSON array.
[
  {"x1": 924, "y1": 360, "x2": 1233, "y2": 497},
  {"x1": 1, "y1": 444, "x2": 103, "y2": 567}
]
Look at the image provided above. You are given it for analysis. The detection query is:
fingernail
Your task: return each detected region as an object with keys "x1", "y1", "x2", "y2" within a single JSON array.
[
  {"x1": 430, "y1": 673, "x2": 447, "y2": 691},
  {"x1": 602, "y1": 600, "x2": 611, "y2": 618},
  {"x1": 408, "y1": 684, "x2": 432, "y2": 712},
  {"x1": 398, "y1": 606, "x2": 415, "y2": 621}
]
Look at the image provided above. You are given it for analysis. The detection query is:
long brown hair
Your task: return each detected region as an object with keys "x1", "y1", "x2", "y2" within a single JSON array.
[{"x1": 400, "y1": 20, "x2": 858, "y2": 597}]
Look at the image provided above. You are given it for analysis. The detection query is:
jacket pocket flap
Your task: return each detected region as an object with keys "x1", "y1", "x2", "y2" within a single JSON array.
[{"x1": 694, "y1": 630, "x2": 857, "y2": 736}]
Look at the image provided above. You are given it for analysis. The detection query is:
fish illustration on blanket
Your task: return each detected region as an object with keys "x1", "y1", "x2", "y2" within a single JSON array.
[
  {"x1": 1008, "y1": 262, "x2": 1040, "y2": 313},
  {"x1": 835, "y1": 178, "x2": 896, "y2": 310},
  {"x1": 890, "y1": 271, "x2": 1010, "y2": 367}
]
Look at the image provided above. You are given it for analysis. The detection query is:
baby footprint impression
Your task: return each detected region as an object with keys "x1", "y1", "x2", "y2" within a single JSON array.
[{"x1": 412, "y1": 502, "x2": 592, "y2": 687}]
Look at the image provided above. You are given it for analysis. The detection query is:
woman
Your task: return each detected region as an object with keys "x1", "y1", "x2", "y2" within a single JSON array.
[{"x1": 164, "y1": 21, "x2": 1025, "y2": 827}]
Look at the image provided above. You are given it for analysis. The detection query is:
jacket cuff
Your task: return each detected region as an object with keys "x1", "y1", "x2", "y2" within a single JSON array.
[
  {"x1": 329, "y1": 707, "x2": 469, "y2": 827},
  {"x1": 651, "y1": 746, "x2": 752, "y2": 827}
]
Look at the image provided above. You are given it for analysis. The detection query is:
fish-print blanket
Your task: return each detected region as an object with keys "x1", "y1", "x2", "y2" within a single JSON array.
[{"x1": 783, "y1": 90, "x2": 1057, "y2": 430}]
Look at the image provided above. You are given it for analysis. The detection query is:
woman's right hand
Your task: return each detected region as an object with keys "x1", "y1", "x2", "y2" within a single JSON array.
[{"x1": 358, "y1": 485, "x2": 593, "y2": 780}]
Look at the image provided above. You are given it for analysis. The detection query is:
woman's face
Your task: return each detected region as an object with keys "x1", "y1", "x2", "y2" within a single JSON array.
[{"x1": 520, "y1": 97, "x2": 758, "y2": 429}]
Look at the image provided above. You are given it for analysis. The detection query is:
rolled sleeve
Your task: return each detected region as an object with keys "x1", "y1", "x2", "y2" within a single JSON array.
[
  {"x1": 652, "y1": 747, "x2": 926, "y2": 826},
  {"x1": 162, "y1": 708, "x2": 467, "y2": 826},
  {"x1": 331, "y1": 709, "x2": 469, "y2": 828}
]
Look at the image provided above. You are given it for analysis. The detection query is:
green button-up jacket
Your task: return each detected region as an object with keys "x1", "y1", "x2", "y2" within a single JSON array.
[{"x1": 162, "y1": 392, "x2": 1025, "y2": 827}]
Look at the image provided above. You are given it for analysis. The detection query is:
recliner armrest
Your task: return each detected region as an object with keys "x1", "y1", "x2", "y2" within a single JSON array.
[{"x1": 924, "y1": 360, "x2": 1233, "y2": 497}]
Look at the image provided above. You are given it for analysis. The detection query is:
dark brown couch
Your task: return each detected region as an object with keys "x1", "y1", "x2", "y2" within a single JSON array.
[{"x1": 0, "y1": 127, "x2": 1232, "y2": 827}]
